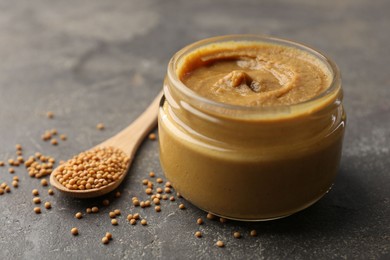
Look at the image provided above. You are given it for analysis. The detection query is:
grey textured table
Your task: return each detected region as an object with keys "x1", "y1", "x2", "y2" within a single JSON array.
[{"x1": 0, "y1": 0, "x2": 389, "y2": 259}]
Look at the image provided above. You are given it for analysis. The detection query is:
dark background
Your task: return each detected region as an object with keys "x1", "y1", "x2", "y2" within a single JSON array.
[{"x1": 0, "y1": 0, "x2": 389, "y2": 259}]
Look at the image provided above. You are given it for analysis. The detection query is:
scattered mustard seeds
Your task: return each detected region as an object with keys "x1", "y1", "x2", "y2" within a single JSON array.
[
  {"x1": 148, "y1": 133, "x2": 156, "y2": 140},
  {"x1": 96, "y1": 123, "x2": 105, "y2": 130},
  {"x1": 71, "y1": 228, "x2": 78, "y2": 235},
  {"x1": 44, "y1": 202, "x2": 51, "y2": 209},
  {"x1": 47, "y1": 111, "x2": 54, "y2": 119},
  {"x1": 207, "y1": 213, "x2": 215, "y2": 220},
  {"x1": 102, "y1": 236, "x2": 109, "y2": 244},
  {"x1": 216, "y1": 241, "x2": 224, "y2": 247},
  {"x1": 41, "y1": 179, "x2": 48, "y2": 186},
  {"x1": 54, "y1": 147, "x2": 129, "y2": 190}
]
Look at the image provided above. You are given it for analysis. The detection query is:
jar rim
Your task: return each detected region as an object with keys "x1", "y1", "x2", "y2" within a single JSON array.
[{"x1": 167, "y1": 34, "x2": 341, "y2": 116}]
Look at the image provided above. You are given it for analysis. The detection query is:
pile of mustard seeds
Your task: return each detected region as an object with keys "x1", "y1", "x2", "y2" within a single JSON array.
[{"x1": 54, "y1": 147, "x2": 130, "y2": 190}]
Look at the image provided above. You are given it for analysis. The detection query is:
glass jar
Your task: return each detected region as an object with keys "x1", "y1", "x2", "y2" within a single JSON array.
[{"x1": 158, "y1": 35, "x2": 346, "y2": 221}]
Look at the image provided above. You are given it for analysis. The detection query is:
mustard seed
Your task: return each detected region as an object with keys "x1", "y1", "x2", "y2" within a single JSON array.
[
  {"x1": 141, "y1": 219, "x2": 147, "y2": 226},
  {"x1": 142, "y1": 179, "x2": 148, "y2": 185},
  {"x1": 0, "y1": 188, "x2": 4, "y2": 195},
  {"x1": 156, "y1": 178, "x2": 163, "y2": 183},
  {"x1": 127, "y1": 214, "x2": 133, "y2": 221},
  {"x1": 102, "y1": 199, "x2": 110, "y2": 206},
  {"x1": 109, "y1": 212, "x2": 116, "y2": 218},
  {"x1": 156, "y1": 193, "x2": 162, "y2": 199},
  {"x1": 156, "y1": 187, "x2": 163, "y2": 194},
  {"x1": 140, "y1": 201, "x2": 146, "y2": 208},
  {"x1": 102, "y1": 236, "x2": 109, "y2": 244},
  {"x1": 207, "y1": 213, "x2": 215, "y2": 220},
  {"x1": 111, "y1": 219, "x2": 118, "y2": 225},
  {"x1": 0, "y1": 182, "x2": 6, "y2": 189},
  {"x1": 12, "y1": 181, "x2": 18, "y2": 188},
  {"x1": 195, "y1": 231, "x2": 202, "y2": 238},
  {"x1": 47, "y1": 111, "x2": 54, "y2": 119},
  {"x1": 86, "y1": 208, "x2": 92, "y2": 214},
  {"x1": 133, "y1": 200, "x2": 140, "y2": 206},
  {"x1": 51, "y1": 139, "x2": 58, "y2": 146},
  {"x1": 169, "y1": 196, "x2": 175, "y2": 201},
  {"x1": 41, "y1": 179, "x2": 48, "y2": 186},
  {"x1": 197, "y1": 218, "x2": 203, "y2": 225},
  {"x1": 179, "y1": 204, "x2": 185, "y2": 210},
  {"x1": 13, "y1": 176, "x2": 19, "y2": 182},
  {"x1": 71, "y1": 227, "x2": 78, "y2": 235},
  {"x1": 233, "y1": 232, "x2": 241, "y2": 238},
  {"x1": 16, "y1": 150, "x2": 23, "y2": 156},
  {"x1": 96, "y1": 123, "x2": 105, "y2": 130},
  {"x1": 44, "y1": 202, "x2": 51, "y2": 209},
  {"x1": 9, "y1": 168, "x2": 15, "y2": 174},
  {"x1": 60, "y1": 134, "x2": 67, "y2": 141},
  {"x1": 15, "y1": 144, "x2": 22, "y2": 151},
  {"x1": 164, "y1": 187, "x2": 171, "y2": 193},
  {"x1": 153, "y1": 198, "x2": 160, "y2": 205},
  {"x1": 145, "y1": 188, "x2": 153, "y2": 195},
  {"x1": 148, "y1": 133, "x2": 156, "y2": 140},
  {"x1": 0, "y1": 161, "x2": 4, "y2": 166},
  {"x1": 216, "y1": 241, "x2": 224, "y2": 247},
  {"x1": 220, "y1": 217, "x2": 227, "y2": 223},
  {"x1": 145, "y1": 200, "x2": 151, "y2": 207},
  {"x1": 48, "y1": 189, "x2": 54, "y2": 195},
  {"x1": 115, "y1": 191, "x2": 121, "y2": 198},
  {"x1": 92, "y1": 206, "x2": 99, "y2": 213},
  {"x1": 17, "y1": 156, "x2": 24, "y2": 163},
  {"x1": 114, "y1": 209, "x2": 121, "y2": 216},
  {"x1": 130, "y1": 219, "x2": 136, "y2": 225},
  {"x1": 5, "y1": 186, "x2": 11, "y2": 193},
  {"x1": 33, "y1": 197, "x2": 41, "y2": 204},
  {"x1": 147, "y1": 181, "x2": 153, "y2": 188},
  {"x1": 133, "y1": 213, "x2": 140, "y2": 220},
  {"x1": 105, "y1": 232, "x2": 112, "y2": 240},
  {"x1": 155, "y1": 206, "x2": 161, "y2": 212},
  {"x1": 75, "y1": 212, "x2": 82, "y2": 219},
  {"x1": 165, "y1": 182, "x2": 172, "y2": 188},
  {"x1": 34, "y1": 207, "x2": 41, "y2": 214},
  {"x1": 177, "y1": 192, "x2": 182, "y2": 198},
  {"x1": 32, "y1": 189, "x2": 39, "y2": 196},
  {"x1": 149, "y1": 171, "x2": 155, "y2": 177},
  {"x1": 250, "y1": 230, "x2": 257, "y2": 237},
  {"x1": 162, "y1": 195, "x2": 168, "y2": 200}
]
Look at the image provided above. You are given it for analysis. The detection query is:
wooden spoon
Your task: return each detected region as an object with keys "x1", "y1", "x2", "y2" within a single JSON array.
[{"x1": 50, "y1": 90, "x2": 163, "y2": 198}]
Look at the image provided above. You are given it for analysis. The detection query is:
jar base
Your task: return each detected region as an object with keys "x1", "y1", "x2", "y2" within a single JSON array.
[{"x1": 186, "y1": 185, "x2": 333, "y2": 222}]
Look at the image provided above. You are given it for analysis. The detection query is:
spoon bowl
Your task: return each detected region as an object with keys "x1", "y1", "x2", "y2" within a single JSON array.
[{"x1": 50, "y1": 91, "x2": 163, "y2": 198}]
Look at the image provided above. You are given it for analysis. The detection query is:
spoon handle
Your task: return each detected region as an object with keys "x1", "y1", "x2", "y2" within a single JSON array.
[{"x1": 97, "y1": 90, "x2": 163, "y2": 158}]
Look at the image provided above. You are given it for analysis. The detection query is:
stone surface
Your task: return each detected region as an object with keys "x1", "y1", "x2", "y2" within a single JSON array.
[{"x1": 0, "y1": 0, "x2": 389, "y2": 259}]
